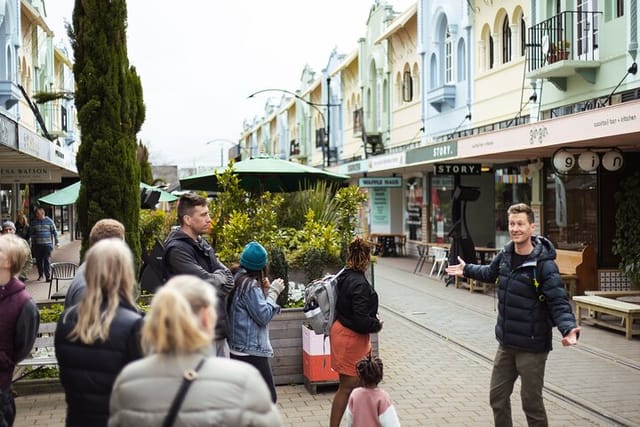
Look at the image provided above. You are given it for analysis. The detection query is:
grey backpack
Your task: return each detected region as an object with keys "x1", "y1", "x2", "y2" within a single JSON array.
[{"x1": 303, "y1": 268, "x2": 345, "y2": 336}]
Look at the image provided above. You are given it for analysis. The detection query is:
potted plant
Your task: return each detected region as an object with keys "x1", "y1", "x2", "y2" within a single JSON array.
[
  {"x1": 612, "y1": 172, "x2": 640, "y2": 289},
  {"x1": 547, "y1": 40, "x2": 570, "y2": 64}
]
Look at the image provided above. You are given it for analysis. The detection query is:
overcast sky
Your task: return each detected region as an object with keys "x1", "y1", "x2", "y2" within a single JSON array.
[{"x1": 45, "y1": 0, "x2": 414, "y2": 168}]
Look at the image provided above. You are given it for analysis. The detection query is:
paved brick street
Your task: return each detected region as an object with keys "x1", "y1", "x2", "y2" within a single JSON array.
[{"x1": 13, "y1": 239, "x2": 640, "y2": 426}]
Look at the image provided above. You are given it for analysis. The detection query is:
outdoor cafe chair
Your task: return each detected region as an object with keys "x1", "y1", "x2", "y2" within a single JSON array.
[{"x1": 48, "y1": 262, "x2": 79, "y2": 300}]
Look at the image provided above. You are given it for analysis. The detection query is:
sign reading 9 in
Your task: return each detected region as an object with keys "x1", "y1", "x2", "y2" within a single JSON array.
[{"x1": 552, "y1": 149, "x2": 624, "y2": 174}]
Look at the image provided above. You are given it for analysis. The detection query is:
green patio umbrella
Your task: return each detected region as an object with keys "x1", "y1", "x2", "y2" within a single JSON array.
[
  {"x1": 38, "y1": 181, "x2": 178, "y2": 206},
  {"x1": 179, "y1": 155, "x2": 349, "y2": 193}
]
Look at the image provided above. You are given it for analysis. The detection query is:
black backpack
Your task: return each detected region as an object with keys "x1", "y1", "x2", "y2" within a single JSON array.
[{"x1": 139, "y1": 239, "x2": 169, "y2": 294}]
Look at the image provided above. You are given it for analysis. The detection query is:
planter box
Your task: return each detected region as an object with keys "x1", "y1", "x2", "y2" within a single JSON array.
[
  {"x1": 269, "y1": 308, "x2": 305, "y2": 385},
  {"x1": 13, "y1": 378, "x2": 63, "y2": 395},
  {"x1": 269, "y1": 308, "x2": 380, "y2": 387}
]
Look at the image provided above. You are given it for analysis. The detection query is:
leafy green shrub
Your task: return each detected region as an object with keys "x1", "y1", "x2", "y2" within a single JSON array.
[
  {"x1": 139, "y1": 209, "x2": 170, "y2": 254},
  {"x1": 39, "y1": 304, "x2": 64, "y2": 323}
]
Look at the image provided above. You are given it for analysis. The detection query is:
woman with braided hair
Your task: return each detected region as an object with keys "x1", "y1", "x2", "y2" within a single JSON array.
[{"x1": 330, "y1": 237, "x2": 383, "y2": 427}]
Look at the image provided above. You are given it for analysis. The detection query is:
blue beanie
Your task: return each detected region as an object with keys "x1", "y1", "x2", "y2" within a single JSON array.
[{"x1": 240, "y1": 241, "x2": 268, "y2": 271}]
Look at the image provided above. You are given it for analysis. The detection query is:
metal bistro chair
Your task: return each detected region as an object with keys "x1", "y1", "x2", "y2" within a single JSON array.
[{"x1": 48, "y1": 262, "x2": 79, "y2": 300}]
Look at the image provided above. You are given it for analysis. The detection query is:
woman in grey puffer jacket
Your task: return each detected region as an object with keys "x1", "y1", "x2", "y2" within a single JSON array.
[{"x1": 108, "y1": 275, "x2": 282, "y2": 427}]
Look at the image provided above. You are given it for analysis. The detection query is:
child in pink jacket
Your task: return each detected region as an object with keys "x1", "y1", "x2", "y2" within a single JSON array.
[{"x1": 345, "y1": 355, "x2": 401, "y2": 427}]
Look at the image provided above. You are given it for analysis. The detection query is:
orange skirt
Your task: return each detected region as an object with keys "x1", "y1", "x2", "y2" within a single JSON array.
[{"x1": 330, "y1": 320, "x2": 371, "y2": 377}]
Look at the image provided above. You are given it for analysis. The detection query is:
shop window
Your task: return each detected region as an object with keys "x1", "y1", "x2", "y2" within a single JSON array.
[
  {"x1": 430, "y1": 175, "x2": 454, "y2": 243},
  {"x1": 543, "y1": 171, "x2": 597, "y2": 250},
  {"x1": 494, "y1": 167, "x2": 532, "y2": 248}
]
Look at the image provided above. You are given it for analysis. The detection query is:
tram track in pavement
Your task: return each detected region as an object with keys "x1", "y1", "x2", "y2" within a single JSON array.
[
  {"x1": 374, "y1": 267, "x2": 639, "y2": 427},
  {"x1": 379, "y1": 273, "x2": 640, "y2": 373},
  {"x1": 379, "y1": 304, "x2": 633, "y2": 427}
]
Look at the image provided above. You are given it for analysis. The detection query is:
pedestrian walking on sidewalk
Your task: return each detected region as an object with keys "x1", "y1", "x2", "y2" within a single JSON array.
[
  {"x1": 227, "y1": 241, "x2": 284, "y2": 403},
  {"x1": 163, "y1": 192, "x2": 233, "y2": 358},
  {"x1": 30, "y1": 207, "x2": 59, "y2": 281},
  {"x1": 446, "y1": 203, "x2": 580, "y2": 427},
  {"x1": 109, "y1": 275, "x2": 283, "y2": 427},
  {"x1": 14, "y1": 213, "x2": 30, "y2": 241},
  {"x1": 330, "y1": 237, "x2": 383, "y2": 427},
  {"x1": 55, "y1": 238, "x2": 143, "y2": 427},
  {"x1": 0, "y1": 234, "x2": 39, "y2": 427},
  {"x1": 345, "y1": 354, "x2": 400, "y2": 427}
]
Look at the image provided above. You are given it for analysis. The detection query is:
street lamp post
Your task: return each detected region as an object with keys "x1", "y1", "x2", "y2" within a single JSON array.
[{"x1": 247, "y1": 81, "x2": 339, "y2": 167}]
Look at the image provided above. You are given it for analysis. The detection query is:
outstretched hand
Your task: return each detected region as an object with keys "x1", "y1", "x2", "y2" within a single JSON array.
[
  {"x1": 444, "y1": 256, "x2": 466, "y2": 276},
  {"x1": 561, "y1": 327, "x2": 581, "y2": 346}
]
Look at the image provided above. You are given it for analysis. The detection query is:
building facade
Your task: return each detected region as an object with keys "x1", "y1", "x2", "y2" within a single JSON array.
[
  {"x1": 239, "y1": 0, "x2": 640, "y2": 287},
  {"x1": 1, "y1": 0, "x2": 79, "y2": 235}
]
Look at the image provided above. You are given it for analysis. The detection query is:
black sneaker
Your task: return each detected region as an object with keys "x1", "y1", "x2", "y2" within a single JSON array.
[{"x1": 37, "y1": 275, "x2": 42, "y2": 281}]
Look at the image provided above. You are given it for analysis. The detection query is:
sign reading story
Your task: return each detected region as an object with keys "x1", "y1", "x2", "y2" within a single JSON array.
[
  {"x1": 434, "y1": 163, "x2": 481, "y2": 175},
  {"x1": 358, "y1": 176, "x2": 403, "y2": 188}
]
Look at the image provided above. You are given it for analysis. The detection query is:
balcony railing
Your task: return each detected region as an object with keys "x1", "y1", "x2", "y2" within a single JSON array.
[{"x1": 527, "y1": 10, "x2": 602, "y2": 72}]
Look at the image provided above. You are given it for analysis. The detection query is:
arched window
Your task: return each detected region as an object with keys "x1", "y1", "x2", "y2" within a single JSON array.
[
  {"x1": 489, "y1": 35, "x2": 495, "y2": 69},
  {"x1": 520, "y1": 16, "x2": 526, "y2": 56},
  {"x1": 429, "y1": 53, "x2": 438, "y2": 88},
  {"x1": 502, "y1": 16, "x2": 512, "y2": 63},
  {"x1": 445, "y1": 28, "x2": 453, "y2": 83},
  {"x1": 412, "y1": 63, "x2": 420, "y2": 99},
  {"x1": 457, "y1": 39, "x2": 466, "y2": 81},
  {"x1": 402, "y1": 69, "x2": 413, "y2": 102}
]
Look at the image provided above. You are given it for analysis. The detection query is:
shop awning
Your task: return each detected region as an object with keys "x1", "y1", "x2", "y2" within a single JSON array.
[{"x1": 38, "y1": 181, "x2": 178, "y2": 206}]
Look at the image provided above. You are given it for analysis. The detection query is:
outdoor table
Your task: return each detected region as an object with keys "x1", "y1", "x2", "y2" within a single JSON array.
[{"x1": 369, "y1": 233, "x2": 406, "y2": 257}]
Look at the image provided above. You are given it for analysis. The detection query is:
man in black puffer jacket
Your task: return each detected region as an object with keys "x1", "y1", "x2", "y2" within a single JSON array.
[
  {"x1": 446, "y1": 203, "x2": 580, "y2": 427},
  {"x1": 163, "y1": 192, "x2": 233, "y2": 357}
]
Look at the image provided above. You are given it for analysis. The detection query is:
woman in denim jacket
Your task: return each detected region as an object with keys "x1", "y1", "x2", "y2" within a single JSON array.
[{"x1": 227, "y1": 241, "x2": 285, "y2": 403}]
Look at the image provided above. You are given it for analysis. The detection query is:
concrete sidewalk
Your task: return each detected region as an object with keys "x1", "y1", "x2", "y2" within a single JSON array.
[{"x1": 13, "y1": 242, "x2": 640, "y2": 426}]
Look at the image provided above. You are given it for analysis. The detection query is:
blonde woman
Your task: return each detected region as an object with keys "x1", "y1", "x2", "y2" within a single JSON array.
[
  {"x1": 55, "y1": 238, "x2": 143, "y2": 427},
  {"x1": 109, "y1": 276, "x2": 283, "y2": 427}
]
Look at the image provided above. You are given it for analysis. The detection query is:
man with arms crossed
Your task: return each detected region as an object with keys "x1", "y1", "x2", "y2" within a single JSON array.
[
  {"x1": 446, "y1": 203, "x2": 580, "y2": 427},
  {"x1": 164, "y1": 192, "x2": 234, "y2": 357}
]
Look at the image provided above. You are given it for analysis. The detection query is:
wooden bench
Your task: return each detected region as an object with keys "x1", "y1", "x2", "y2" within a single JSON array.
[
  {"x1": 584, "y1": 290, "x2": 640, "y2": 298},
  {"x1": 573, "y1": 295, "x2": 640, "y2": 339},
  {"x1": 12, "y1": 322, "x2": 58, "y2": 383},
  {"x1": 556, "y1": 246, "x2": 596, "y2": 297}
]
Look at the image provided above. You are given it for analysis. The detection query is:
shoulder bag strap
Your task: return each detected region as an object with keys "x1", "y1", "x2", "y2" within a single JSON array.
[{"x1": 162, "y1": 357, "x2": 207, "y2": 427}]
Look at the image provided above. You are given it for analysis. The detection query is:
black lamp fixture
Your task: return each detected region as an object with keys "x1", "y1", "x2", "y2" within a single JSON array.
[
  {"x1": 607, "y1": 62, "x2": 638, "y2": 105},
  {"x1": 247, "y1": 83, "x2": 340, "y2": 168}
]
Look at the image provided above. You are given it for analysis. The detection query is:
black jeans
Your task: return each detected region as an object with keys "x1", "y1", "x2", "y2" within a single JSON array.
[
  {"x1": 0, "y1": 388, "x2": 15, "y2": 427},
  {"x1": 31, "y1": 244, "x2": 53, "y2": 279},
  {"x1": 230, "y1": 354, "x2": 277, "y2": 403}
]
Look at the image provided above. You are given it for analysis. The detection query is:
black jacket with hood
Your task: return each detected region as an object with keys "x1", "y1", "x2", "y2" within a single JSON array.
[
  {"x1": 163, "y1": 229, "x2": 233, "y2": 340},
  {"x1": 463, "y1": 236, "x2": 577, "y2": 353}
]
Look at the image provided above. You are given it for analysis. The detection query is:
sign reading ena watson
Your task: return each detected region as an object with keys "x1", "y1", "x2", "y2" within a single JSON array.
[{"x1": 358, "y1": 176, "x2": 403, "y2": 188}]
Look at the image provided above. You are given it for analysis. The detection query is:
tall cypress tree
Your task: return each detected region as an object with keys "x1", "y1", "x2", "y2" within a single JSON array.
[{"x1": 69, "y1": 0, "x2": 145, "y2": 262}]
